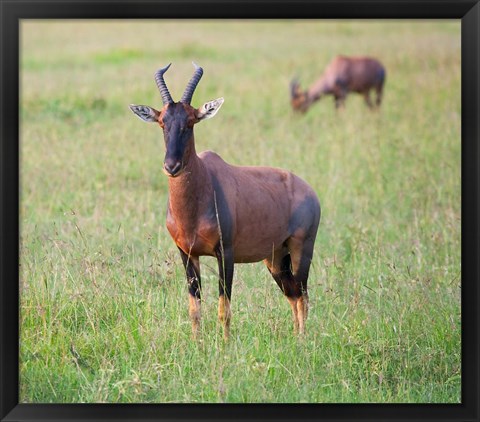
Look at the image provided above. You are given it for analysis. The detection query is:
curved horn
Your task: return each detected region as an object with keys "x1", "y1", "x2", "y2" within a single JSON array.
[
  {"x1": 180, "y1": 62, "x2": 204, "y2": 104},
  {"x1": 154, "y1": 63, "x2": 173, "y2": 105}
]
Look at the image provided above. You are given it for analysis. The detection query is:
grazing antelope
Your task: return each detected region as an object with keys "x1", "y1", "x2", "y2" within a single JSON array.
[
  {"x1": 290, "y1": 55, "x2": 386, "y2": 112},
  {"x1": 130, "y1": 63, "x2": 320, "y2": 339}
]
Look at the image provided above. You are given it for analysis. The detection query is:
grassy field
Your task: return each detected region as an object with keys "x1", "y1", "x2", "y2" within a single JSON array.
[{"x1": 19, "y1": 20, "x2": 461, "y2": 403}]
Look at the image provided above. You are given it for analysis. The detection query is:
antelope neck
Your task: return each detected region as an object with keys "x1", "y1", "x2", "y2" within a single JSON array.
[{"x1": 167, "y1": 137, "x2": 212, "y2": 219}]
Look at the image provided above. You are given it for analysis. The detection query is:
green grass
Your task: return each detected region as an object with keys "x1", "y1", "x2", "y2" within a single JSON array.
[{"x1": 19, "y1": 20, "x2": 461, "y2": 403}]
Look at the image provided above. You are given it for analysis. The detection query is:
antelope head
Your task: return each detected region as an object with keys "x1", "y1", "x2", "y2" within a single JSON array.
[
  {"x1": 129, "y1": 63, "x2": 224, "y2": 177},
  {"x1": 290, "y1": 78, "x2": 310, "y2": 113}
]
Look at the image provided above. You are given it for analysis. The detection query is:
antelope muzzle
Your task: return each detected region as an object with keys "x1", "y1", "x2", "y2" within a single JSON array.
[{"x1": 163, "y1": 157, "x2": 183, "y2": 177}]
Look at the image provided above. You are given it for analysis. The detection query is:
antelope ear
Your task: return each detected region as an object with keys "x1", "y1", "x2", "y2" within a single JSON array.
[
  {"x1": 129, "y1": 104, "x2": 160, "y2": 122},
  {"x1": 196, "y1": 97, "x2": 224, "y2": 121}
]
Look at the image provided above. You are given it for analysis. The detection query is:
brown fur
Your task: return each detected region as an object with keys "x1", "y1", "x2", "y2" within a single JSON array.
[
  {"x1": 166, "y1": 147, "x2": 319, "y2": 263},
  {"x1": 131, "y1": 65, "x2": 321, "y2": 338},
  {"x1": 291, "y1": 55, "x2": 386, "y2": 112},
  {"x1": 165, "y1": 139, "x2": 320, "y2": 337}
]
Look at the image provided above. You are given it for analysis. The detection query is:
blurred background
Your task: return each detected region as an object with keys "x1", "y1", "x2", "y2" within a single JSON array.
[{"x1": 19, "y1": 20, "x2": 460, "y2": 403}]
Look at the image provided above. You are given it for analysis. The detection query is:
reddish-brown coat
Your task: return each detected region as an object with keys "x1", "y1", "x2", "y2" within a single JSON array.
[
  {"x1": 291, "y1": 55, "x2": 386, "y2": 112},
  {"x1": 130, "y1": 64, "x2": 321, "y2": 338},
  {"x1": 165, "y1": 147, "x2": 318, "y2": 264}
]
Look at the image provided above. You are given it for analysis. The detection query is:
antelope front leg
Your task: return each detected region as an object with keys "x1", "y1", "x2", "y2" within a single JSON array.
[
  {"x1": 287, "y1": 294, "x2": 309, "y2": 335},
  {"x1": 178, "y1": 248, "x2": 202, "y2": 339},
  {"x1": 216, "y1": 247, "x2": 234, "y2": 340}
]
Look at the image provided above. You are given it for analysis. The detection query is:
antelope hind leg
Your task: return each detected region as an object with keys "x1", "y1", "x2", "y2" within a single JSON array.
[
  {"x1": 264, "y1": 251, "x2": 304, "y2": 335},
  {"x1": 364, "y1": 91, "x2": 374, "y2": 109},
  {"x1": 286, "y1": 235, "x2": 316, "y2": 336}
]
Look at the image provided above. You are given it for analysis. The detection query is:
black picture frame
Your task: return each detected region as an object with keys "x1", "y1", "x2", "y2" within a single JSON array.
[{"x1": 1, "y1": 1, "x2": 478, "y2": 421}]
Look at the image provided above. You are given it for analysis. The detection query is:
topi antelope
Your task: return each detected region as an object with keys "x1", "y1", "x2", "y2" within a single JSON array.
[
  {"x1": 129, "y1": 63, "x2": 321, "y2": 339},
  {"x1": 290, "y1": 55, "x2": 386, "y2": 112}
]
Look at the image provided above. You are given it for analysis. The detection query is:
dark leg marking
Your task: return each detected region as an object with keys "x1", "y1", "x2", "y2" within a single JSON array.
[
  {"x1": 264, "y1": 248, "x2": 304, "y2": 334},
  {"x1": 286, "y1": 235, "x2": 316, "y2": 335},
  {"x1": 216, "y1": 246, "x2": 234, "y2": 339},
  {"x1": 178, "y1": 247, "x2": 202, "y2": 337}
]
